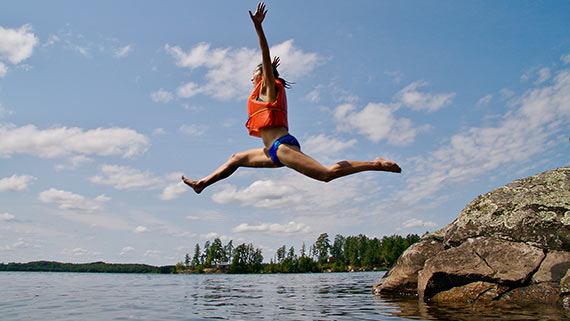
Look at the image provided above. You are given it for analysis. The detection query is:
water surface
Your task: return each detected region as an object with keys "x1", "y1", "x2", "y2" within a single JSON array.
[{"x1": 1, "y1": 271, "x2": 568, "y2": 320}]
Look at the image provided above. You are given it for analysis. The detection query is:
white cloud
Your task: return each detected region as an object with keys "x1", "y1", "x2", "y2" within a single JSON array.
[
  {"x1": 0, "y1": 213, "x2": 15, "y2": 221},
  {"x1": 90, "y1": 165, "x2": 187, "y2": 200},
  {"x1": 179, "y1": 124, "x2": 207, "y2": 137},
  {"x1": 134, "y1": 226, "x2": 149, "y2": 233},
  {"x1": 309, "y1": 83, "x2": 360, "y2": 105},
  {"x1": 334, "y1": 103, "x2": 356, "y2": 120},
  {"x1": 38, "y1": 188, "x2": 107, "y2": 212},
  {"x1": 536, "y1": 67, "x2": 551, "y2": 85},
  {"x1": 306, "y1": 86, "x2": 322, "y2": 103},
  {"x1": 396, "y1": 81, "x2": 455, "y2": 112},
  {"x1": 385, "y1": 70, "x2": 404, "y2": 84},
  {"x1": 200, "y1": 232, "x2": 219, "y2": 240},
  {"x1": 0, "y1": 124, "x2": 149, "y2": 159},
  {"x1": 159, "y1": 181, "x2": 187, "y2": 200},
  {"x1": 144, "y1": 250, "x2": 161, "y2": 257},
  {"x1": 401, "y1": 218, "x2": 438, "y2": 229},
  {"x1": 1, "y1": 238, "x2": 43, "y2": 250},
  {"x1": 0, "y1": 62, "x2": 6, "y2": 77},
  {"x1": 562, "y1": 53, "x2": 570, "y2": 65},
  {"x1": 165, "y1": 39, "x2": 321, "y2": 101},
  {"x1": 63, "y1": 247, "x2": 88, "y2": 256},
  {"x1": 152, "y1": 128, "x2": 166, "y2": 135},
  {"x1": 89, "y1": 165, "x2": 162, "y2": 190},
  {"x1": 0, "y1": 104, "x2": 12, "y2": 119},
  {"x1": 150, "y1": 89, "x2": 174, "y2": 103},
  {"x1": 303, "y1": 134, "x2": 357, "y2": 157},
  {"x1": 113, "y1": 44, "x2": 132, "y2": 58},
  {"x1": 44, "y1": 34, "x2": 60, "y2": 48},
  {"x1": 0, "y1": 24, "x2": 38, "y2": 77},
  {"x1": 94, "y1": 194, "x2": 111, "y2": 202},
  {"x1": 399, "y1": 68, "x2": 570, "y2": 204},
  {"x1": 44, "y1": 26, "x2": 132, "y2": 60},
  {"x1": 120, "y1": 246, "x2": 135, "y2": 255},
  {"x1": 54, "y1": 155, "x2": 92, "y2": 171},
  {"x1": 165, "y1": 42, "x2": 255, "y2": 101},
  {"x1": 176, "y1": 82, "x2": 204, "y2": 98},
  {"x1": 233, "y1": 221, "x2": 311, "y2": 234},
  {"x1": 521, "y1": 69, "x2": 533, "y2": 82},
  {"x1": 56, "y1": 211, "x2": 131, "y2": 231},
  {"x1": 270, "y1": 40, "x2": 321, "y2": 78},
  {"x1": 476, "y1": 94, "x2": 493, "y2": 106},
  {"x1": 89, "y1": 164, "x2": 163, "y2": 190},
  {"x1": 167, "y1": 42, "x2": 219, "y2": 69},
  {"x1": 0, "y1": 24, "x2": 38, "y2": 64},
  {"x1": 212, "y1": 180, "x2": 301, "y2": 209},
  {"x1": 334, "y1": 102, "x2": 422, "y2": 145},
  {"x1": 500, "y1": 88, "x2": 515, "y2": 99},
  {"x1": 185, "y1": 209, "x2": 225, "y2": 222},
  {"x1": 211, "y1": 173, "x2": 366, "y2": 213},
  {"x1": 0, "y1": 174, "x2": 36, "y2": 192}
]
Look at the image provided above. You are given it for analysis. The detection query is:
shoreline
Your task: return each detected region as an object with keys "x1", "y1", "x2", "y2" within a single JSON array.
[{"x1": 1, "y1": 261, "x2": 389, "y2": 274}]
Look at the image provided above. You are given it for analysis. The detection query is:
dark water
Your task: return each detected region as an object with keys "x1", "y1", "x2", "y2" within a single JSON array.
[{"x1": 1, "y1": 271, "x2": 568, "y2": 320}]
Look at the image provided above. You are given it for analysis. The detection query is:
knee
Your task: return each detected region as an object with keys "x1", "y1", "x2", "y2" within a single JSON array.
[
  {"x1": 320, "y1": 165, "x2": 341, "y2": 182},
  {"x1": 228, "y1": 152, "x2": 245, "y2": 166},
  {"x1": 317, "y1": 169, "x2": 335, "y2": 183}
]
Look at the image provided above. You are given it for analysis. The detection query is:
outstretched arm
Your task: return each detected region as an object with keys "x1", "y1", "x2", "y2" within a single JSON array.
[{"x1": 249, "y1": 2, "x2": 277, "y2": 102}]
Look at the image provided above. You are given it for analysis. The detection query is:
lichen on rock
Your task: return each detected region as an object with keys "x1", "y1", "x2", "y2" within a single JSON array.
[{"x1": 373, "y1": 166, "x2": 570, "y2": 308}]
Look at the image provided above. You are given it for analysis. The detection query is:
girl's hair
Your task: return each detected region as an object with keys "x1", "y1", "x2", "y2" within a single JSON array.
[{"x1": 257, "y1": 63, "x2": 292, "y2": 88}]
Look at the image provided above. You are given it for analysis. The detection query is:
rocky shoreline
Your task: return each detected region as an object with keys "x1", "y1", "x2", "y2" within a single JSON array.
[{"x1": 374, "y1": 166, "x2": 570, "y2": 308}]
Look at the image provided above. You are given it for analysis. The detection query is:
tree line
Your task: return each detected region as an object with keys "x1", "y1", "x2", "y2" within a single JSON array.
[
  {"x1": 0, "y1": 261, "x2": 176, "y2": 273},
  {"x1": 177, "y1": 233, "x2": 420, "y2": 274}
]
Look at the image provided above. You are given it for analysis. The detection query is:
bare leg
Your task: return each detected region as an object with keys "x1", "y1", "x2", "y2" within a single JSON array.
[
  {"x1": 182, "y1": 145, "x2": 401, "y2": 194},
  {"x1": 276, "y1": 145, "x2": 401, "y2": 182},
  {"x1": 182, "y1": 148, "x2": 277, "y2": 194}
]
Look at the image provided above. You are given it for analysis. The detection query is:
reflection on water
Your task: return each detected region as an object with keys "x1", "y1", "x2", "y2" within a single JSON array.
[
  {"x1": 377, "y1": 293, "x2": 570, "y2": 321},
  {"x1": 1, "y1": 271, "x2": 568, "y2": 320}
]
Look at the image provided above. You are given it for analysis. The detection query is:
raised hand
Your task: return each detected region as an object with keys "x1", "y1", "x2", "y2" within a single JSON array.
[
  {"x1": 249, "y1": 2, "x2": 267, "y2": 27},
  {"x1": 272, "y1": 56, "x2": 280, "y2": 69}
]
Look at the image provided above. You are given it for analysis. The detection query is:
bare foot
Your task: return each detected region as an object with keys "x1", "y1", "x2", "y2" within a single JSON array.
[
  {"x1": 375, "y1": 157, "x2": 402, "y2": 173},
  {"x1": 182, "y1": 175, "x2": 205, "y2": 194}
]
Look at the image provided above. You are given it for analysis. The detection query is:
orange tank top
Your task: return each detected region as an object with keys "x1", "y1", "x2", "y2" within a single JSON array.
[{"x1": 245, "y1": 79, "x2": 288, "y2": 137}]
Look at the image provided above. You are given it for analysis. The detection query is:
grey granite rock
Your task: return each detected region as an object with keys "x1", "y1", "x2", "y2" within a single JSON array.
[{"x1": 373, "y1": 166, "x2": 570, "y2": 308}]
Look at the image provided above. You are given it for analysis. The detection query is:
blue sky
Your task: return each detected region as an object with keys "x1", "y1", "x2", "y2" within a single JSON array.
[{"x1": 1, "y1": 1, "x2": 569, "y2": 265}]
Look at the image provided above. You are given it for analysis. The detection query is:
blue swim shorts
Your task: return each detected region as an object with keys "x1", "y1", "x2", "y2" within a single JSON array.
[{"x1": 268, "y1": 134, "x2": 300, "y2": 166}]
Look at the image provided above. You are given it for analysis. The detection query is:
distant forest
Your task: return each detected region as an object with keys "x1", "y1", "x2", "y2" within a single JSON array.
[
  {"x1": 0, "y1": 233, "x2": 421, "y2": 274},
  {"x1": 178, "y1": 233, "x2": 421, "y2": 274},
  {"x1": 0, "y1": 261, "x2": 175, "y2": 274}
]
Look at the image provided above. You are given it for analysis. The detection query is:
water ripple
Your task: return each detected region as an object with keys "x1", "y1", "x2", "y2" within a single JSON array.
[{"x1": 1, "y1": 272, "x2": 569, "y2": 320}]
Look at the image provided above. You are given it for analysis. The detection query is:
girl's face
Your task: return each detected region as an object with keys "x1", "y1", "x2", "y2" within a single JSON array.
[{"x1": 251, "y1": 67, "x2": 262, "y2": 86}]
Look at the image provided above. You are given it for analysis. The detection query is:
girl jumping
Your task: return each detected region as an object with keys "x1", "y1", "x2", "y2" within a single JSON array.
[{"x1": 182, "y1": 2, "x2": 401, "y2": 194}]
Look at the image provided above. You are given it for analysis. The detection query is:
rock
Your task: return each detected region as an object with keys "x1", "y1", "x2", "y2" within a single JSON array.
[
  {"x1": 373, "y1": 166, "x2": 570, "y2": 307},
  {"x1": 532, "y1": 251, "x2": 570, "y2": 283},
  {"x1": 444, "y1": 167, "x2": 570, "y2": 250},
  {"x1": 418, "y1": 237, "x2": 544, "y2": 299},
  {"x1": 500, "y1": 282, "x2": 561, "y2": 305},
  {"x1": 561, "y1": 269, "x2": 570, "y2": 294},
  {"x1": 373, "y1": 239, "x2": 445, "y2": 295},
  {"x1": 430, "y1": 281, "x2": 510, "y2": 303},
  {"x1": 561, "y1": 268, "x2": 570, "y2": 308}
]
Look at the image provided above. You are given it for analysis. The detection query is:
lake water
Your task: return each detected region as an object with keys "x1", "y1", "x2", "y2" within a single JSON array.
[{"x1": 1, "y1": 271, "x2": 568, "y2": 320}]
